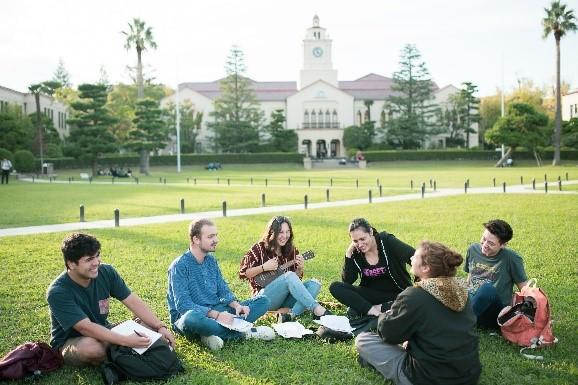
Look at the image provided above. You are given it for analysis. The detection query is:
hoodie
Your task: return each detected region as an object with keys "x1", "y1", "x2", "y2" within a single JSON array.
[{"x1": 378, "y1": 277, "x2": 481, "y2": 385}]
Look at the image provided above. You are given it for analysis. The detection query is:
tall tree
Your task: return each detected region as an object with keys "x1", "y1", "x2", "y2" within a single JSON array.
[
  {"x1": 208, "y1": 46, "x2": 263, "y2": 153},
  {"x1": 28, "y1": 81, "x2": 61, "y2": 169},
  {"x1": 485, "y1": 103, "x2": 550, "y2": 166},
  {"x1": 129, "y1": 98, "x2": 167, "y2": 174},
  {"x1": 542, "y1": 0, "x2": 577, "y2": 165},
  {"x1": 0, "y1": 104, "x2": 35, "y2": 152},
  {"x1": 122, "y1": 18, "x2": 157, "y2": 99},
  {"x1": 51, "y1": 58, "x2": 71, "y2": 88},
  {"x1": 65, "y1": 84, "x2": 118, "y2": 175},
  {"x1": 383, "y1": 44, "x2": 438, "y2": 149},
  {"x1": 459, "y1": 82, "x2": 480, "y2": 148},
  {"x1": 163, "y1": 99, "x2": 203, "y2": 153},
  {"x1": 263, "y1": 109, "x2": 297, "y2": 152}
]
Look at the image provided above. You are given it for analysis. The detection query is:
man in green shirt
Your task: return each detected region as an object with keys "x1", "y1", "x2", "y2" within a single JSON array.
[
  {"x1": 465, "y1": 219, "x2": 528, "y2": 329},
  {"x1": 46, "y1": 233, "x2": 175, "y2": 366}
]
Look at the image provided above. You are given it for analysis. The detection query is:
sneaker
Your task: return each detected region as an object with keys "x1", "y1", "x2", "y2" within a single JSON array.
[
  {"x1": 200, "y1": 335, "x2": 224, "y2": 351},
  {"x1": 313, "y1": 309, "x2": 333, "y2": 320},
  {"x1": 277, "y1": 312, "x2": 294, "y2": 323},
  {"x1": 244, "y1": 326, "x2": 276, "y2": 340}
]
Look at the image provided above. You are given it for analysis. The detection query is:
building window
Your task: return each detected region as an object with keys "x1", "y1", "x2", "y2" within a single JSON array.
[
  {"x1": 332, "y1": 110, "x2": 338, "y2": 128},
  {"x1": 357, "y1": 111, "x2": 363, "y2": 126},
  {"x1": 318, "y1": 109, "x2": 323, "y2": 127},
  {"x1": 325, "y1": 110, "x2": 330, "y2": 128},
  {"x1": 303, "y1": 110, "x2": 310, "y2": 128},
  {"x1": 311, "y1": 110, "x2": 316, "y2": 128}
]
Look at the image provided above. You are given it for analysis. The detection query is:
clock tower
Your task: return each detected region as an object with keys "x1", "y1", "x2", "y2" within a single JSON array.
[{"x1": 299, "y1": 15, "x2": 338, "y2": 89}]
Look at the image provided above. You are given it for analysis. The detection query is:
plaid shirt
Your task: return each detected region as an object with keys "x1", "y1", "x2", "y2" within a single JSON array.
[{"x1": 239, "y1": 241, "x2": 301, "y2": 295}]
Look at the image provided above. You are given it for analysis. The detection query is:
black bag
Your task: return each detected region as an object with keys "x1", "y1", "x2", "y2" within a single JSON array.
[
  {"x1": 315, "y1": 326, "x2": 354, "y2": 343},
  {"x1": 349, "y1": 316, "x2": 379, "y2": 336},
  {"x1": 101, "y1": 339, "x2": 184, "y2": 384}
]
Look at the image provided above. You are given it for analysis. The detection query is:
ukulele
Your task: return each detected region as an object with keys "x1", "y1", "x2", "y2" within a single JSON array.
[{"x1": 253, "y1": 250, "x2": 315, "y2": 287}]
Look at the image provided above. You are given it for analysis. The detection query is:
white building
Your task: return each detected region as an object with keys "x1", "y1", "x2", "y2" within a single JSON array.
[
  {"x1": 562, "y1": 89, "x2": 578, "y2": 121},
  {"x1": 0, "y1": 85, "x2": 69, "y2": 139},
  {"x1": 162, "y1": 15, "x2": 477, "y2": 157}
]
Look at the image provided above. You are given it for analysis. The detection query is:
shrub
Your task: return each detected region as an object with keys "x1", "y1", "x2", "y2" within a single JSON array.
[
  {"x1": 14, "y1": 150, "x2": 36, "y2": 172},
  {"x1": 0, "y1": 148, "x2": 13, "y2": 162}
]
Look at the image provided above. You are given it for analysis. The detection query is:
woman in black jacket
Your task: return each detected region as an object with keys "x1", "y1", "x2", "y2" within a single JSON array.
[{"x1": 329, "y1": 218, "x2": 415, "y2": 318}]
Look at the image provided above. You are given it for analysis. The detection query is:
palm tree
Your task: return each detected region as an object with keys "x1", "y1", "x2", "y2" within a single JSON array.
[
  {"x1": 542, "y1": 1, "x2": 577, "y2": 165},
  {"x1": 122, "y1": 18, "x2": 157, "y2": 100}
]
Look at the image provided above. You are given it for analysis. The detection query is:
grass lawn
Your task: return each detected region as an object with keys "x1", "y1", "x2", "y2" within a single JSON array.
[{"x1": 0, "y1": 193, "x2": 576, "y2": 385}]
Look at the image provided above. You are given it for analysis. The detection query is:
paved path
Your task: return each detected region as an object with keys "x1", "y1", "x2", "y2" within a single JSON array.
[{"x1": 1, "y1": 181, "x2": 576, "y2": 238}]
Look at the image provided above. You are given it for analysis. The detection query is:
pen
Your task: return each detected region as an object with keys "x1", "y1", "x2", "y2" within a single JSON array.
[{"x1": 134, "y1": 330, "x2": 144, "y2": 337}]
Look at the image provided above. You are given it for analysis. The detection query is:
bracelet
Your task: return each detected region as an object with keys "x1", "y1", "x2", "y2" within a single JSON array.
[
  {"x1": 262, "y1": 265, "x2": 265, "y2": 272},
  {"x1": 156, "y1": 323, "x2": 167, "y2": 332},
  {"x1": 215, "y1": 312, "x2": 221, "y2": 320}
]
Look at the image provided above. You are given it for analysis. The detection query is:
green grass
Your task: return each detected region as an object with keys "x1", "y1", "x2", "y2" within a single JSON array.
[{"x1": 1, "y1": 193, "x2": 577, "y2": 384}]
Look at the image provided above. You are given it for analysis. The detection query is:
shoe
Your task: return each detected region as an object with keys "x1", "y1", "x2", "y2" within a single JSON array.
[
  {"x1": 101, "y1": 363, "x2": 120, "y2": 385},
  {"x1": 200, "y1": 335, "x2": 224, "y2": 351},
  {"x1": 277, "y1": 312, "x2": 294, "y2": 323},
  {"x1": 313, "y1": 309, "x2": 333, "y2": 320},
  {"x1": 244, "y1": 326, "x2": 276, "y2": 340}
]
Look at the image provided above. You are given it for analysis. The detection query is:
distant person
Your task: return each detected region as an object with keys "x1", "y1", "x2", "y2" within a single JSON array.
[
  {"x1": 46, "y1": 233, "x2": 175, "y2": 366},
  {"x1": 465, "y1": 219, "x2": 528, "y2": 329},
  {"x1": 356, "y1": 241, "x2": 481, "y2": 385},
  {"x1": 1, "y1": 157, "x2": 12, "y2": 184},
  {"x1": 329, "y1": 218, "x2": 415, "y2": 323},
  {"x1": 356, "y1": 150, "x2": 365, "y2": 161},
  {"x1": 239, "y1": 216, "x2": 330, "y2": 323},
  {"x1": 167, "y1": 219, "x2": 275, "y2": 351}
]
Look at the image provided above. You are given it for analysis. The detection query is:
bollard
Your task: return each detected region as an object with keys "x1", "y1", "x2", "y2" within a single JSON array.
[
  {"x1": 465, "y1": 181, "x2": 468, "y2": 193},
  {"x1": 368, "y1": 189, "x2": 372, "y2": 203},
  {"x1": 545, "y1": 181, "x2": 548, "y2": 193},
  {"x1": 532, "y1": 178, "x2": 536, "y2": 190},
  {"x1": 135, "y1": 177, "x2": 139, "y2": 184},
  {"x1": 261, "y1": 193, "x2": 266, "y2": 207},
  {"x1": 544, "y1": 173, "x2": 547, "y2": 182},
  {"x1": 308, "y1": 178, "x2": 311, "y2": 188},
  {"x1": 194, "y1": 178, "x2": 196, "y2": 185},
  {"x1": 80, "y1": 205, "x2": 85, "y2": 222},
  {"x1": 492, "y1": 178, "x2": 496, "y2": 187},
  {"x1": 250, "y1": 177, "x2": 253, "y2": 185},
  {"x1": 180, "y1": 198, "x2": 185, "y2": 214},
  {"x1": 421, "y1": 183, "x2": 425, "y2": 198},
  {"x1": 433, "y1": 180, "x2": 437, "y2": 192},
  {"x1": 217, "y1": 177, "x2": 220, "y2": 184},
  {"x1": 379, "y1": 184, "x2": 383, "y2": 197},
  {"x1": 330, "y1": 178, "x2": 333, "y2": 187},
  {"x1": 69, "y1": 177, "x2": 72, "y2": 184},
  {"x1": 429, "y1": 179, "x2": 433, "y2": 188},
  {"x1": 164, "y1": 178, "x2": 166, "y2": 184},
  {"x1": 503, "y1": 182, "x2": 506, "y2": 193},
  {"x1": 557, "y1": 176, "x2": 561, "y2": 183},
  {"x1": 114, "y1": 209, "x2": 120, "y2": 227},
  {"x1": 520, "y1": 176, "x2": 523, "y2": 185},
  {"x1": 222, "y1": 201, "x2": 227, "y2": 217},
  {"x1": 466, "y1": 179, "x2": 470, "y2": 188},
  {"x1": 89, "y1": 176, "x2": 92, "y2": 184},
  {"x1": 326, "y1": 188, "x2": 330, "y2": 202},
  {"x1": 159, "y1": 177, "x2": 162, "y2": 183},
  {"x1": 377, "y1": 178, "x2": 380, "y2": 187},
  {"x1": 304, "y1": 194, "x2": 308, "y2": 209},
  {"x1": 227, "y1": 178, "x2": 230, "y2": 186},
  {"x1": 558, "y1": 180, "x2": 562, "y2": 191},
  {"x1": 356, "y1": 179, "x2": 359, "y2": 189},
  {"x1": 265, "y1": 178, "x2": 268, "y2": 187},
  {"x1": 566, "y1": 172, "x2": 568, "y2": 181},
  {"x1": 187, "y1": 177, "x2": 189, "y2": 183},
  {"x1": 410, "y1": 180, "x2": 414, "y2": 190},
  {"x1": 288, "y1": 177, "x2": 291, "y2": 186}
]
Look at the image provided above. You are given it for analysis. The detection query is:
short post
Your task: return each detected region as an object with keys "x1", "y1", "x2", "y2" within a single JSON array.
[
  {"x1": 410, "y1": 180, "x2": 414, "y2": 190},
  {"x1": 265, "y1": 178, "x2": 268, "y2": 187},
  {"x1": 433, "y1": 180, "x2": 437, "y2": 192},
  {"x1": 368, "y1": 189, "x2": 372, "y2": 203},
  {"x1": 493, "y1": 177, "x2": 496, "y2": 187},
  {"x1": 356, "y1": 178, "x2": 359, "y2": 189},
  {"x1": 135, "y1": 177, "x2": 139, "y2": 184},
  {"x1": 68, "y1": 177, "x2": 71, "y2": 184},
  {"x1": 326, "y1": 188, "x2": 330, "y2": 202},
  {"x1": 159, "y1": 177, "x2": 162, "y2": 183},
  {"x1": 288, "y1": 177, "x2": 291, "y2": 186},
  {"x1": 330, "y1": 178, "x2": 333, "y2": 187},
  {"x1": 466, "y1": 178, "x2": 470, "y2": 188},
  {"x1": 503, "y1": 182, "x2": 506, "y2": 193},
  {"x1": 421, "y1": 183, "x2": 425, "y2": 198},
  {"x1": 376, "y1": 178, "x2": 380, "y2": 187},
  {"x1": 379, "y1": 184, "x2": 383, "y2": 197},
  {"x1": 308, "y1": 178, "x2": 311, "y2": 188},
  {"x1": 465, "y1": 181, "x2": 468, "y2": 194},
  {"x1": 163, "y1": 178, "x2": 166, "y2": 184},
  {"x1": 545, "y1": 181, "x2": 548, "y2": 193},
  {"x1": 557, "y1": 176, "x2": 561, "y2": 183},
  {"x1": 49, "y1": 176, "x2": 52, "y2": 183},
  {"x1": 532, "y1": 178, "x2": 536, "y2": 190},
  {"x1": 114, "y1": 208, "x2": 120, "y2": 227},
  {"x1": 544, "y1": 173, "x2": 547, "y2": 182},
  {"x1": 89, "y1": 176, "x2": 93, "y2": 184},
  {"x1": 187, "y1": 177, "x2": 189, "y2": 183},
  {"x1": 222, "y1": 201, "x2": 227, "y2": 217},
  {"x1": 180, "y1": 198, "x2": 185, "y2": 214},
  {"x1": 565, "y1": 172, "x2": 568, "y2": 181},
  {"x1": 217, "y1": 177, "x2": 220, "y2": 184},
  {"x1": 558, "y1": 180, "x2": 562, "y2": 191},
  {"x1": 261, "y1": 193, "x2": 266, "y2": 207},
  {"x1": 520, "y1": 176, "x2": 523, "y2": 185},
  {"x1": 227, "y1": 178, "x2": 230, "y2": 186},
  {"x1": 304, "y1": 194, "x2": 308, "y2": 209},
  {"x1": 79, "y1": 205, "x2": 85, "y2": 222},
  {"x1": 429, "y1": 179, "x2": 433, "y2": 188},
  {"x1": 250, "y1": 177, "x2": 253, "y2": 185},
  {"x1": 193, "y1": 178, "x2": 196, "y2": 185}
]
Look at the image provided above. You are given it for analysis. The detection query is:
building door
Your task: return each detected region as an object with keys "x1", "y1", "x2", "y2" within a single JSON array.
[
  {"x1": 330, "y1": 139, "x2": 340, "y2": 157},
  {"x1": 301, "y1": 140, "x2": 312, "y2": 157},
  {"x1": 316, "y1": 140, "x2": 327, "y2": 159}
]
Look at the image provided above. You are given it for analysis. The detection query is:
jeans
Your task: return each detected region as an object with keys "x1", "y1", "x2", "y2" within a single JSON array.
[
  {"x1": 329, "y1": 281, "x2": 398, "y2": 315},
  {"x1": 173, "y1": 295, "x2": 270, "y2": 340},
  {"x1": 355, "y1": 332, "x2": 413, "y2": 385},
  {"x1": 469, "y1": 282, "x2": 505, "y2": 329},
  {"x1": 261, "y1": 271, "x2": 321, "y2": 316}
]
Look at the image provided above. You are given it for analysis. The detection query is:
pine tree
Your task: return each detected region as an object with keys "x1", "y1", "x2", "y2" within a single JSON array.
[
  {"x1": 128, "y1": 98, "x2": 167, "y2": 174},
  {"x1": 52, "y1": 58, "x2": 71, "y2": 88}
]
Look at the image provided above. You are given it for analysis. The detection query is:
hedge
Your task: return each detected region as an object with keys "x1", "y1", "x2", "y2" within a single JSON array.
[{"x1": 363, "y1": 149, "x2": 578, "y2": 162}]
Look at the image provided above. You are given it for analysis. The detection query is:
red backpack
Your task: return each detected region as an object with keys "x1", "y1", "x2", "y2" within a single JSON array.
[
  {"x1": 497, "y1": 279, "x2": 557, "y2": 359},
  {"x1": 0, "y1": 341, "x2": 63, "y2": 380}
]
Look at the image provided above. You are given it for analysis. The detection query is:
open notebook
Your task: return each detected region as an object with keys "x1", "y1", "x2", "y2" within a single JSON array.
[
  {"x1": 111, "y1": 320, "x2": 162, "y2": 354},
  {"x1": 216, "y1": 317, "x2": 253, "y2": 333}
]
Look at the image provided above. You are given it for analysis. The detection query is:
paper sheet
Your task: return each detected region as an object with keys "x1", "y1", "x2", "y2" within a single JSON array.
[
  {"x1": 313, "y1": 315, "x2": 354, "y2": 333},
  {"x1": 111, "y1": 319, "x2": 162, "y2": 354},
  {"x1": 272, "y1": 321, "x2": 314, "y2": 338},
  {"x1": 216, "y1": 317, "x2": 253, "y2": 333}
]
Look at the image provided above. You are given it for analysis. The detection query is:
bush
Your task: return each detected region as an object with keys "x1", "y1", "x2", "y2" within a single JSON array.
[
  {"x1": 362, "y1": 149, "x2": 578, "y2": 162},
  {"x1": 45, "y1": 143, "x2": 63, "y2": 158},
  {"x1": 0, "y1": 148, "x2": 13, "y2": 163},
  {"x1": 14, "y1": 150, "x2": 36, "y2": 172}
]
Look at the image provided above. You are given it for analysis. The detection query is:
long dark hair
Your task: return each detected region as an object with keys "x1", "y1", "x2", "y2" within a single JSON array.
[{"x1": 260, "y1": 216, "x2": 294, "y2": 256}]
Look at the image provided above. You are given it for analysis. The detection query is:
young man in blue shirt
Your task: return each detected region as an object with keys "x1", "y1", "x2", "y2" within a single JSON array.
[{"x1": 167, "y1": 218, "x2": 274, "y2": 351}]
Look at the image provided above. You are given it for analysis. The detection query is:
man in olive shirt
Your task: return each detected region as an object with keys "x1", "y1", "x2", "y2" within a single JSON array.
[
  {"x1": 465, "y1": 219, "x2": 528, "y2": 329},
  {"x1": 47, "y1": 233, "x2": 175, "y2": 366}
]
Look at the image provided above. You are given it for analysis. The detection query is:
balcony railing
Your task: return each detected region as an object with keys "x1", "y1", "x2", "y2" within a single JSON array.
[{"x1": 302, "y1": 122, "x2": 340, "y2": 129}]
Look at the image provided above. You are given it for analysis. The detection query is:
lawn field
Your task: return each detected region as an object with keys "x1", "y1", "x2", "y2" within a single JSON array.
[{"x1": 0, "y1": 190, "x2": 577, "y2": 384}]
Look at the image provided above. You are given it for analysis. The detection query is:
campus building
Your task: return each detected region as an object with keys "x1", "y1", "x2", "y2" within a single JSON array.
[
  {"x1": 0, "y1": 85, "x2": 69, "y2": 139},
  {"x1": 162, "y1": 15, "x2": 478, "y2": 157},
  {"x1": 562, "y1": 89, "x2": 578, "y2": 121}
]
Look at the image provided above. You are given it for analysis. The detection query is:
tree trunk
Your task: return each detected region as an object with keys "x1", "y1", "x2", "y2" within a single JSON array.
[
  {"x1": 552, "y1": 37, "x2": 562, "y2": 166},
  {"x1": 137, "y1": 48, "x2": 144, "y2": 99},
  {"x1": 139, "y1": 149, "x2": 149, "y2": 175},
  {"x1": 34, "y1": 93, "x2": 44, "y2": 171},
  {"x1": 494, "y1": 147, "x2": 513, "y2": 167},
  {"x1": 533, "y1": 148, "x2": 542, "y2": 167}
]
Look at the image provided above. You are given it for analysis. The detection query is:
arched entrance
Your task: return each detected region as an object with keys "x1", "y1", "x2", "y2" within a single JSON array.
[
  {"x1": 330, "y1": 139, "x2": 340, "y2": 157},
  {"x1": 316, "y1": 139, "x2": 327, "y2": 159},
  {"x1": 301, "y1": 139, "x2": 312, "y2": 157}
]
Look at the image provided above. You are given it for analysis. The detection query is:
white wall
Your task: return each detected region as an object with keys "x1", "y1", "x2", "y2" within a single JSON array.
[{"x1": 562, "y1": 91, "x2": 578, "y2": 121}]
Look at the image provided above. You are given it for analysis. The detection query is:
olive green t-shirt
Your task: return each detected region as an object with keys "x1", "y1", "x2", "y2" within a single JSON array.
[
  {"x1": 465, "y1": 243, "x2": 528, "y2": 306},
  {"x1": 46, "y1": 264, "x2": 131, "y2": 349}
]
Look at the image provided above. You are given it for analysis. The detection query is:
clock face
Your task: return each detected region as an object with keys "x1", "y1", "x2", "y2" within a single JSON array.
[{"x1": 312, "y1": 47, "x2": 323, "y2": 57}]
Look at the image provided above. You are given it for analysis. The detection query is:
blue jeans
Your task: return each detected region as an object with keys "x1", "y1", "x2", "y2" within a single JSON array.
[
  {"x1": 173, "y1": 295, "x2": 270, "y2": 340},
  {"x1": 261, "y1": 271, "x2": 321, "y2": 316},
  {"x1": 469, "y1": 282, "x2": 505, "y2": 329}
]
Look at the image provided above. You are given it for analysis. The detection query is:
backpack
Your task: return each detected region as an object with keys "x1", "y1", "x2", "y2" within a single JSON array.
[
  {"x1": 497, "y1": 279, "x2": 557, "y2": 359},
  {"x1": 101, "y1": 338, "x2": 184, "y2": 384},
  {"x1": 0, "y1": 341, "x2": 63, "y2": 380}
]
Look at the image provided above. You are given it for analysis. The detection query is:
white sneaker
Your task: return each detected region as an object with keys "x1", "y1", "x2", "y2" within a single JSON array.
[
  {"x1": 244, "y1": 326, "x2": 275, "y2": 340},
  {"x1": 200, "y1": 335, "x2": 224, "y2": 351}
]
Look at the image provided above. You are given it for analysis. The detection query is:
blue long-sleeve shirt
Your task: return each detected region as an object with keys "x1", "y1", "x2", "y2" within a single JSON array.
[{"x1": 167, "y1": 250, "x2": 236, "y2": 325}]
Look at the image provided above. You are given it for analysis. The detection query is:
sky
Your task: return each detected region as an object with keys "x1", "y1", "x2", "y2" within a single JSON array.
[{"x1": 2, "y1": 0, "x2": 577, "y2": 97}]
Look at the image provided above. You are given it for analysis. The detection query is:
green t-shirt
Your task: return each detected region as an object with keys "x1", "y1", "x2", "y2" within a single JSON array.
[
  {"x1": 46, "y1": 264, "x2": 131, "y2": 349},
  {"x1": 464, "y1": 243, "x2": 528, "y2": 306}
]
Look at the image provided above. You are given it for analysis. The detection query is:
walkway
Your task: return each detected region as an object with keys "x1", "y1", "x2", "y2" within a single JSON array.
[{"x1": 1, "y1": 181, "x2": 576, "y2": 237}]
